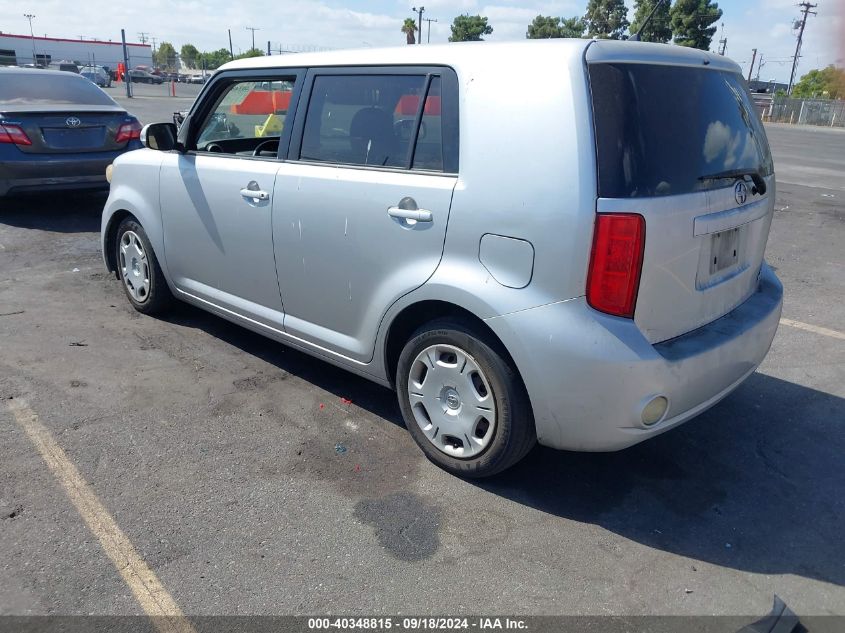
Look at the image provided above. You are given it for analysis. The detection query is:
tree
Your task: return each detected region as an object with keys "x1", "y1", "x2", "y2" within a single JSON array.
[
  {"x1": 234, "y1": 48, "x2": 264, "y2": 60},
  {"x1": 560, "y1": 17, "x2": 588, "y2": 38},
  {"x1": 526, "y1": 15, "x2": 586, "y2": 38},
  {"x1": 792, "y1": 66, "x2": 845, "y2": 99},
  {"x1": 670, "y1": 0, "x2": 722, "y2": 50},
  {"x1": 584, "y1": 0, "x2": 630, "y2": 40},
  {"x1": 630, "y1": 0, "x2": 672, "y2": 43},
  {"x1": 155, "y1": 41, "x2": 177, "y2": 70},
  {"x1": 402, "y1": 18, "x2": 417, "y2": 45},
  {"x1": 197, "y1": 48, "x2": 233, "y2": 70},
  {"x1": 449, "y1": 14, "x2": 493, "y2": 42},
  {"x1": 180, "y1": 44, "x2": 200, "y2": 69},
  {"x1": 527, "y1": 15, "x2": 563, "y2": 38}
]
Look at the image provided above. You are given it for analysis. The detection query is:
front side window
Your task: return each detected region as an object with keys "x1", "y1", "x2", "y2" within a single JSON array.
[
  {"x1": 195, "y1": 79, "x2": 295, "y2": 156},
  {"x1": 299, "y1": 74, "x2": 443, "y2": 170}
]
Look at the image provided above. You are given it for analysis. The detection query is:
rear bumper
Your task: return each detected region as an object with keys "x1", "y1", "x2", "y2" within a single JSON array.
[
  {"x1": 0, "y1": 144, "x2": 140, "y2": 196},
  {"x1": 487, "y1": 262, "x2": 783, "y2": 451}
]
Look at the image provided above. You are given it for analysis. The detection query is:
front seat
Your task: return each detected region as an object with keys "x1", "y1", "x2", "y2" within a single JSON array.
[{"x1": 349, "y1": 107, "x2": 399, "y2": 167}]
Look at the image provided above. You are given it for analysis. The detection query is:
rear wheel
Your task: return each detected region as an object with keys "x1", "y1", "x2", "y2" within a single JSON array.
[
  {"x1": 396, "y1": 319, "x2": 536, "y2": 478},
  {"x1": 114, "y1": 218, "x2": 172, "y2": 315}
]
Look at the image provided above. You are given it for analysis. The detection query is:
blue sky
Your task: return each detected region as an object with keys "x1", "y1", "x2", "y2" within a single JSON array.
[{"x1": 6, "y1": 0, "x2": 844, "y2": 83}]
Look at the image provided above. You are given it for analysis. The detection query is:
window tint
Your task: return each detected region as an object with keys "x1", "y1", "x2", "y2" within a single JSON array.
[
  {"x1": 589, "y1": 63, "x2": 774, "y2": 198},
  {"x1": 196, "y1": 79, "x2": 295, "y2": 153},
  {"x1": 0, "y1": 72, "x2": 116, "y2": 106},
  {"x1": 300, "y1": 74, "x2": 438, "y2": 169}
]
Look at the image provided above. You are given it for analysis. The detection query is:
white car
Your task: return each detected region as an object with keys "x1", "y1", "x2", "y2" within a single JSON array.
[{"x1": 102, "y1": 40, "x2": 782, "y2": 477}]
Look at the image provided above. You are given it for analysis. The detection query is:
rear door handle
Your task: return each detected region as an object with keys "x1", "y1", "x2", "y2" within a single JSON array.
[
  {"x1": 240, "y1": 187, "x2": 269, "y2": 201},
  {"x1": 387, "y1": 207, "x2": 432, "y2": 222}
]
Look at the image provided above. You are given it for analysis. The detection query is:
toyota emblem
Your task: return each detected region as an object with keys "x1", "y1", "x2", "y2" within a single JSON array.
[
  {"x1": 66, "y1": 117, "x2": 82, "y2": 128},
  {"x1": 734, "y1": 180, "x2": 748, "y2": 206}
]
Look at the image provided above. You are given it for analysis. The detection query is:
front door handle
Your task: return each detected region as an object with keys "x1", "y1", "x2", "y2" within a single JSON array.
[
  {"x1": 240, "y1": 187, "x2": 269, "y2": 201},
  {"x1": 387, "y1": 207, "x2": 432, "y2": 222}
]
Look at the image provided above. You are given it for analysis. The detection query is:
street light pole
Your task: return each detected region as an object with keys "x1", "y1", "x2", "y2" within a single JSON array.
[
  {"x1": 412, "y1": 6, "x2": 424, "y2": 44},
  {"x1": 23, "y1": 14, "x2": 37, "y2": 65}
]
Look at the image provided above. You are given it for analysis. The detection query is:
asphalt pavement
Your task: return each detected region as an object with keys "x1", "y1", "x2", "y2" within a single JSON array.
[{"x1": 0, "y1": 121, "x2": 843, "y2": 621}]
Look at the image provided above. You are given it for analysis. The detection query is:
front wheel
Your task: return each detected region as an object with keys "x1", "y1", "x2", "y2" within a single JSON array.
[
  {"x1": 396, "y1": 319, "x2": 536, "y2": 478},
  {"x1": 114, "y1": 217, "x2": 172, "y2": 315}
]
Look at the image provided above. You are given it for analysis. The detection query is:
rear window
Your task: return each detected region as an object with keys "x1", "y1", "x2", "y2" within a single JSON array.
[
  {"x1": 589, "y1": 63, "x2": 774, "y2": 198},
  {"x1": 0, "y1": 72, "x2": 117, "y2": 106}
]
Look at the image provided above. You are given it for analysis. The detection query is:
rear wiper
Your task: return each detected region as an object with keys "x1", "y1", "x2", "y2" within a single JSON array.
[{"x1": 699, "y1": 169, "x2": 767, "y2": 195}]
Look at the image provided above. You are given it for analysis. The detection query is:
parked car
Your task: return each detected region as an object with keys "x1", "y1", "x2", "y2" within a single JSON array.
[
  {"x1": 128, "y1": 69, "x2": 163, "y2": 84},
  {"x1": 80, "y1": 65, "x2": 112, "y2": 88},
  {"x1": 52, "y1": 60, "x2": 80, "y2": 73},
  {"x1": 80, "y1": 68, "x2": 109, "y2": 88},
  {"x1": 101, "y1": 40, "x2": 782, "y2": 477},
  {"x1": 187, "y1": 74, "x2": 209, "y2": 84},
  {"x1": 0, "y1": 67, "x2": 142, "y2": 196}
]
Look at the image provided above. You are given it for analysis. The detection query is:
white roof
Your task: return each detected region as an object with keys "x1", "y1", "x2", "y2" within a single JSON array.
[{"x1": 218, "y1": 38, "x2": 740, "y2": 75}]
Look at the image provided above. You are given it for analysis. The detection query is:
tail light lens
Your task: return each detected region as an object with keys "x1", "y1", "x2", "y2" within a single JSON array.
[
  {"x1": 115, "y1": 120, "x2": 142, "y2": 143},
  {"x1": 0, "y1": 124, "x2": 32, "y2": 146},
  {"x1": 587, "y1": 213, "x2": 646, "y2": 318}
]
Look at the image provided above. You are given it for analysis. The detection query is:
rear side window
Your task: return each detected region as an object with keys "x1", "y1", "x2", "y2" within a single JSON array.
[
  {"x1": 589, "y1": 63, "x2": 774, "y2": 198},
  {"x1": 299, "y1": 74, "x2": 444, "y2": 171},
  {"x1": 0, "y1": 72, "x2": 116, "y2": 106}
]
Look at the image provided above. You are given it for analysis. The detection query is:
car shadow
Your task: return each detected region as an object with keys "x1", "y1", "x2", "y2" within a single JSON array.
[
  {"x1": 160, "y1": 302, "x2": 844, "y2": 588},
  {"x1": 475, "y1": 372, "x2": 845, "y2": 589},
  {"x1": 161, "y1": 302, "x2": 404, "y2": 428},
  {"x1": 0, "y1": 192, "x2": 105, "y2": 233}
]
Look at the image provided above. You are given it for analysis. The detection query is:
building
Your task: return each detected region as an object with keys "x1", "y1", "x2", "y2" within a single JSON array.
[{"x1": 0, "y1": 32, "x2": 152, "y2": 71}]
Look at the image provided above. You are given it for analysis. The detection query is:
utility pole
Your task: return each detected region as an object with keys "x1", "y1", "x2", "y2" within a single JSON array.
[
  {"x1": 245, "y1": 26, "x2": 260, "y2": 52},
  {"x1": 137, "y1": 32, "x2": 149, "y2": 45},
  {"x1": 228, "y1": 29, "x2": 234, "y2": 60},
  {"x1": 23, "y1": 14, "x2": 37, "y2": 66},
  {"x1": 718, "y1": 23, "x2": 727, "y2": 56},
  {"x1": 755, "y1": 53, "x2": 765, "y2": 81},
  {"x1": 788, "y1": 1, "x2": 817, "y2": 95},
  {"x1": 747, "y1": 48, "x2": 757, "y2": 81},
  {"x1": 423, "y1": 17, "x2": 437, "y2": 43},
  {"x1": 121, "y1": 29, "x2": 132, "y2": 98},
  {"x1": 412, "y1": 6, "x2": 424, "y2": 44}
]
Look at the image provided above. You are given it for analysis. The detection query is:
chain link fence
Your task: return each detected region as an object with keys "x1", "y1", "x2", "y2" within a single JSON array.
[{"x1": 764, "y1": 96, "x2": 845, "y2": 128}]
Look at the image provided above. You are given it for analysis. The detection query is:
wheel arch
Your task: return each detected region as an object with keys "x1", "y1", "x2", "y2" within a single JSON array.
[
  {"x1": 383, "y1": 299, "x2": 522, "y2": 391},
  {"x1": 103, "y1": 209, "x2": 136, "y2": 274}
]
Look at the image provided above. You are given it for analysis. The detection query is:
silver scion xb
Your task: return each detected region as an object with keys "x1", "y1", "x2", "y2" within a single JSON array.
[{"x1": 101, "y1": 40, "x2": 783, "y2": 477}]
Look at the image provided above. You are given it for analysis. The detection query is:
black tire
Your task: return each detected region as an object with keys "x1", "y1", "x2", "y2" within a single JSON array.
[
  {"x1": 396, "y1": 318, "x2": 536, "y2": 478},
  {"x1": 114, "y1": 217, "x2": 172, "y2": 315}
]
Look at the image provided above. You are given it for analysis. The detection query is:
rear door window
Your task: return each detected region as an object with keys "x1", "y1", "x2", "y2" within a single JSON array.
[
  {"x1": 589, "y1": 63, "x2": 774, "y2": 198},
  {"x1": 298, "y1": 73, "x2": 444, "y2": 170}
]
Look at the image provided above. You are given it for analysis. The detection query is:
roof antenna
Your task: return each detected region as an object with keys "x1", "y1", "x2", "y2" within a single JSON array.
[{"x1": 629, "y1": 0, "x2": 668, "y2": 42}]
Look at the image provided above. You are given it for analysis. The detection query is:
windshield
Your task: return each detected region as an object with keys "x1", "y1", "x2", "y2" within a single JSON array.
[
  {"x1": 0, "y1": 72, "x2": 117, "y2": 106},
  {"x1": 589, "y1": 63, "x2": 774, "y2": 198}
]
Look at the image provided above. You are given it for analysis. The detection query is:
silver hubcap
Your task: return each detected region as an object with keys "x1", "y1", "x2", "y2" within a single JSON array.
[
  {"x1": 407, "y1": 344, "x2": 497, "y2": 459},
  {"x1": 119, "y1": 230, "x2": 150, "y2": 303}
]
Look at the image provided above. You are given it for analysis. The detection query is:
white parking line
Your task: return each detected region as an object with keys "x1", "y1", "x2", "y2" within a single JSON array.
[
  {"x1": 7, "y1": 399, "x2": 196, "y2": 633},
  {"x1": 780, "y1": 318, "x2": 845, "y2": 341}
]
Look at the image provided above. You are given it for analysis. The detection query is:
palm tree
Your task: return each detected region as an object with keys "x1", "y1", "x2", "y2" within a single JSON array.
[{"x1": 402, "y1": 18, "x2": 417, "y2": 45}]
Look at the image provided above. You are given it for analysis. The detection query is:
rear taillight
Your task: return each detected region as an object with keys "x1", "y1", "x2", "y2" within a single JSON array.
[
  {"x1": 587, "y1": 213, "x2": 646, "y2": 318},
  {"x1": 0, "y1": 124, "x2": 32, "y2": 146},
  {"x1": 115, "y1": 120, "x2": 142, "y2": 143}
]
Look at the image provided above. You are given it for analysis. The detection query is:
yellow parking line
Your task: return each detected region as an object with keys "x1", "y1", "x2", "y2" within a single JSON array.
[
  {"x1": 7, "y1": 399, "x2": 196, "y2": 633},
  {"x1": 780, "y1": 318, "x2": 845, "y2": 341}
]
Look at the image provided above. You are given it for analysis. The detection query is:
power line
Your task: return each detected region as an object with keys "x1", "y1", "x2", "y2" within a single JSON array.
[
  {"x1": 245, "y1": 26, "x2": 260, "y2": 52},
  {"x1": 787, "y1": 1, "x2": 817, "y2": 95},
  {"x1": 423, "y1": 17, "x2": 438, "y2": 43}
]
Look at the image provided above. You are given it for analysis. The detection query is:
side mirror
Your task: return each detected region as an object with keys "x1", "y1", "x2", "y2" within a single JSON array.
[{"x1": 140, "y1": 122, "x2": 180, "y2": 152}]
